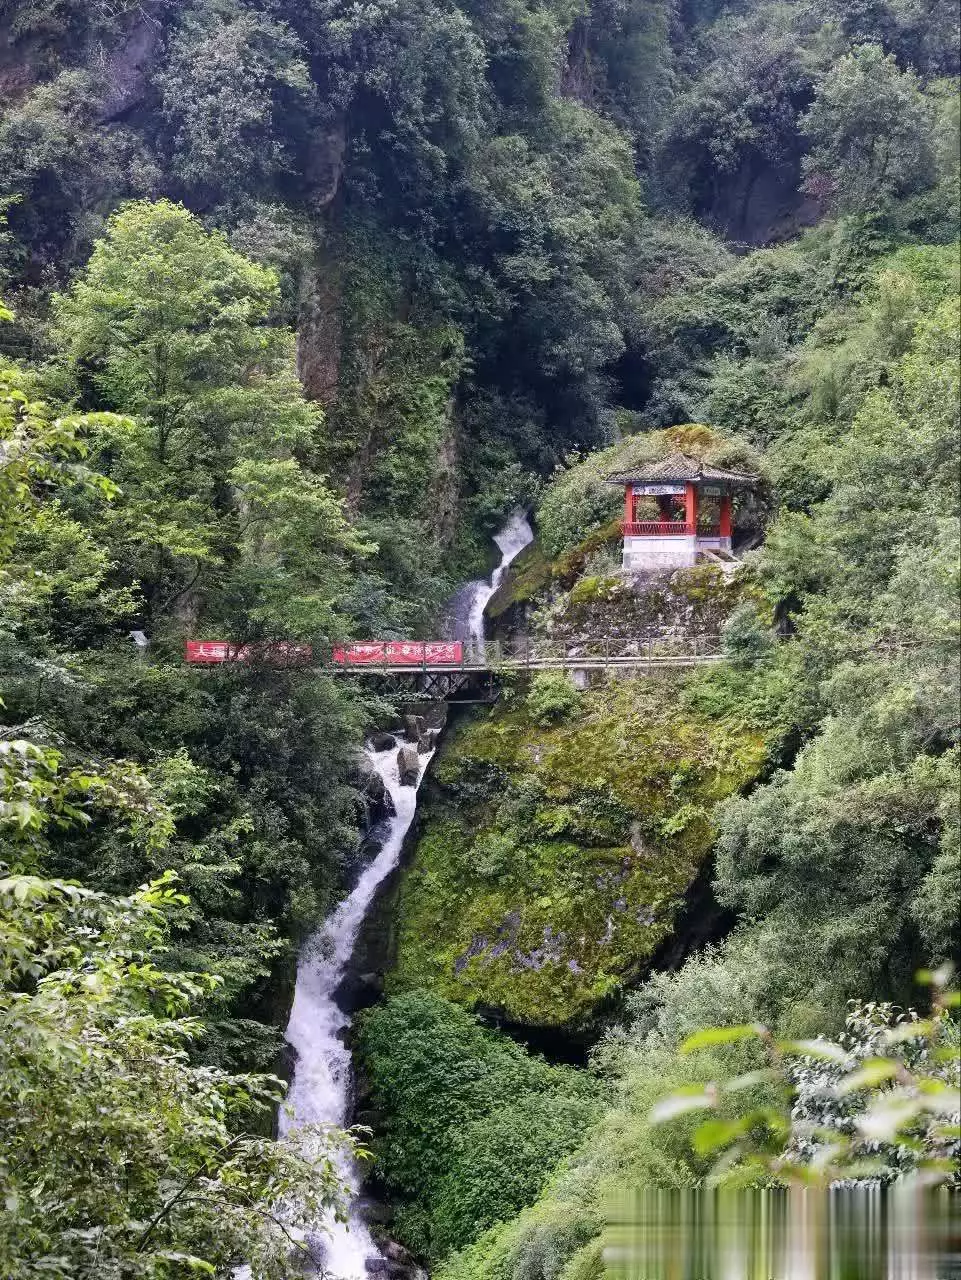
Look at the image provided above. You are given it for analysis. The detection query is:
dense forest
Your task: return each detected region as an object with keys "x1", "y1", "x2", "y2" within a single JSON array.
[{"x1": 0, "y1": 0, "x2": 958, "y2": 1276}]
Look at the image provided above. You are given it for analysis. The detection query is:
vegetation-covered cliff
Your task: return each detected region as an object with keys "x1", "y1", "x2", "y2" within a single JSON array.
[{"x1": 1, "y1": 0, "x2": 958, "y2": 1275}]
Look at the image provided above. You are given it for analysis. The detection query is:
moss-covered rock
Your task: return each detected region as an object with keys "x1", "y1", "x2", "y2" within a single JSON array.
[
  {"x1": 387, "y1": 672, "x2": 768, "y2": 1027},
  {"x1": 542, "y1": 562, "x2": 758, "y2": 642}
]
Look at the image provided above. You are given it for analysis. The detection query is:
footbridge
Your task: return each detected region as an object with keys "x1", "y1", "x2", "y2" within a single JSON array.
[
  {"x1": 325, "y1": 636, "x2": 725, "y2": 703},
  {"x1": 185, "y1": 637, "x2": 725, "y2": 702}
]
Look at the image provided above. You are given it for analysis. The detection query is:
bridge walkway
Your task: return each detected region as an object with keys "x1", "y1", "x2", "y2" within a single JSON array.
[{"x1": 324, "y1": 637, "x2": 725, "y2": 700}]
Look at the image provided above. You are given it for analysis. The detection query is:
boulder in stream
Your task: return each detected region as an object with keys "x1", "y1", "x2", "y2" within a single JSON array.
[
  {"x1": 396, "y1": 743, "x2": 420, "y2": 786},
  {"x1": 401, "y1": 713, "x2": 424, "y2": 741},
  {"x1": 369, "y1": 731, "x2": 397, "y2": 752},
  {"x1": 354, "y1": 753, "x2": 395, "y2": 824}
]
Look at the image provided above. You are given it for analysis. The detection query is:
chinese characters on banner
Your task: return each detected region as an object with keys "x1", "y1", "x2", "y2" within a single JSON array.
[
  {"x1": 185, "y1": 641, "x2": 464, "y2": 666},
  {"x1": 331, "y1": 642, "x2": 463, "y2": 666},
  {"x1": 185, "y1": 641, "x2": 313, "y2": 665}
]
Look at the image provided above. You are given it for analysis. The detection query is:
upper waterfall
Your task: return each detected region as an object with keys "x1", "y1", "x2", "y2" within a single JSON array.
[{"x1": 462, "y1": 509, "x2": 534, "y2": 655}]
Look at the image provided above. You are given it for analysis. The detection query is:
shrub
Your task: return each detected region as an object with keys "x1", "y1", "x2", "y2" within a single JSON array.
[
  {"x1": 722, "y1": 603, "x2": 777, "y2": 669},
  {"x1": 357, "y1": 990, "x2": 600, "y2": 1260},
  {"x1": 526, "y1": 672, "x2": 581, "y2": 725}
]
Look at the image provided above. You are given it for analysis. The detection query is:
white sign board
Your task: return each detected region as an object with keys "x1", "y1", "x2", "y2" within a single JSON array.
[
  {"x1": 700, "y1": 484, "x2": 725, "y2": 497},
  {"x1": 632, "y1": 483, "x2": 685, "y2": 496}
]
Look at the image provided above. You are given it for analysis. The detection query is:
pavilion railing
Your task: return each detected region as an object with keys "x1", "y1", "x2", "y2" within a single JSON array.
[
  {"x1": 622, "y1": 520, "x2": 695, "y2": 536},
  {"x1": 622, "y1": 521, "x2": 728, "y2": 536}
]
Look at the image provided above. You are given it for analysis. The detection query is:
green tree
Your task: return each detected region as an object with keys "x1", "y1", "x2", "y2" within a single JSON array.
[
  {"x1": 802, "y1": 45, "x2": 938, "y2": 214},
  {"x1": 0, "y1": 871, "x2": 353, "y2": 1278},
  {"x1": 54, "y1": 199, "x2": 362, "y2": 638},
  {"x1": 154, "y1": 4, "x2": 316, "y2": 202}
]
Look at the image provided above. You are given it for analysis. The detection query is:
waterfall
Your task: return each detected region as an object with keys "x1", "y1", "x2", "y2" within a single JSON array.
[
  {"x1": 463, "y1": 509, "x2": 534, "y2": 655},
  {"x1": 280, "y1": 743, "x2": 432, "y2": 1277},
  {"x1": 268, "y1": 509, "x2": 533, "y2": 1274}
]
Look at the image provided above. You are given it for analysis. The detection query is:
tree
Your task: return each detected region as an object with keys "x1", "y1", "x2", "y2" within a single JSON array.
[
  {"x1": 0, "y1": 871, "x2": 353, "y2": 1278},
  {"x1": 54, "y1": 199, "x2": 363, "y2": 638},
  {"x1": 0, "y1": 347, "x2": 121, "y2": 561},
  {"x1": 154, "y1": 5, "x2": 316, "y2": 203},
  {"x1": 802, "y1": 45, "x2": 937, "y2": 214},
  {"x1": 1, "y1": 237, "x2": 372, "y2": 1072}
]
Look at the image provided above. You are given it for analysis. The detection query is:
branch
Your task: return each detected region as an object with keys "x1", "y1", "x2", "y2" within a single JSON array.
[
  {"x1": 135, "y1": 1135, "x2": 243, "y2": 1252},
  {"x1": 157, "y1": 557, "x2": 204, "y2": 615}
]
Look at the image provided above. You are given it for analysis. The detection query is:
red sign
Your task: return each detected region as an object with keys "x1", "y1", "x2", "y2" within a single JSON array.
[
  {"x1": 331, "y1": 641, "x2": 463, "y2": 667},
  {"x1": 185, "y1": 641, "x2": 313, "y2": 665}
]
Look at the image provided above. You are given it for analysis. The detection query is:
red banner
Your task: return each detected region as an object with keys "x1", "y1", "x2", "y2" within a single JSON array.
[
  {"x1": 185, "y1": 641, "x2": 313, "y2": 665},
  {"x1": 331, "y1": 641, "x2": 463, "y2": 667}
]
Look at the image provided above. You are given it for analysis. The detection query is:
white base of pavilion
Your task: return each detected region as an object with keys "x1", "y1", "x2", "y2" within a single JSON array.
[{"x1": 621, "y1": 534, "x2": 732, "y2": 571}]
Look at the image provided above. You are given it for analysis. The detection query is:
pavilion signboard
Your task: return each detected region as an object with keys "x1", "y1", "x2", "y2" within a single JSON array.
[{"x1": 632, "y1": 483, "x2": 686, "y2": 496}]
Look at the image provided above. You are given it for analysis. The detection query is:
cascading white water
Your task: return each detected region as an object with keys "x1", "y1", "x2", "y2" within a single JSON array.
[
  {"x1": 280, "y1": 744, "x2": 432, "y2": 1278},
  {"x1": 272, "y1": 509, "x2": 532, "y2": 1274},
  {"x1": 464, "y1": 509, "x2": 534, "y2": 655}
]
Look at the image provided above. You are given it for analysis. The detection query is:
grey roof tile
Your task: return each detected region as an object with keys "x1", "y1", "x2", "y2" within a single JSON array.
[{"x1": 606, "y1": 450, "x2": 756, "y2": 485}]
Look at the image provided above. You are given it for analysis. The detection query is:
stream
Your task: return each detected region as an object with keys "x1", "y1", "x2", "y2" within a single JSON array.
[
  {"x1": 280, "y1": 743, "x2": 432, "y2": 1278},
  {"x1": 279, "y1": 512, "x2": 532, "y2": 1276}
]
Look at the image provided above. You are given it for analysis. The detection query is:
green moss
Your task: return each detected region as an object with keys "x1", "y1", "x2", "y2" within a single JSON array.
[
  {"x1": 389, "y1": 673, "x2": 768, "y2": 1027},
  {"x1": 487, "y1": 520, "x2": 624, "y2": 621},
  {"x1": 486, "y1": 540, "x2": 553, "y2": 618}
]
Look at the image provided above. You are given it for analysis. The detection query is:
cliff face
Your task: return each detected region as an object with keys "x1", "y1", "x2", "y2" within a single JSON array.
[{"x1": 385, "y1": 672, "x2": 768, "y2": 1028}]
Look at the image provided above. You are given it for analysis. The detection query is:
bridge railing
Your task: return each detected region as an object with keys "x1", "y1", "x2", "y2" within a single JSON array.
[
  {"x1": 316, "y1": 633, "x2": 725, "y2": 673},
  {"x1": 467, "y1": 633, "x2": 724, "y2": 669}
]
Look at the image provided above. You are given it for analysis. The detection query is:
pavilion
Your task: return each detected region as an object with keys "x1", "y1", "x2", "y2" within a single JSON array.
[{"x1": 607, "y1": 451, "x2": 757, "y2": 571}]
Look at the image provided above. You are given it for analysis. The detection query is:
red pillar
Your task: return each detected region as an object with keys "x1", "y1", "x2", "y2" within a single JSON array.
[
  {"x1": 623, "y1": 485, "x2": 633, "y2": 529},
  {"x1": 719, "y1": 493, "x2": 732, "y2": 539},
  {"x1": 684, "y1": 482, "x2": 698, "y2": 533}
]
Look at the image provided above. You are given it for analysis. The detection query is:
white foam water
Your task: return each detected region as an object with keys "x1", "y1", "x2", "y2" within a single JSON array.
[
  {"x1": 279, "y1": 743, "x2": 432, "y2": 1277},
  {"x1": 465, "y1": 509, "x2": 534, "y2": 655}
]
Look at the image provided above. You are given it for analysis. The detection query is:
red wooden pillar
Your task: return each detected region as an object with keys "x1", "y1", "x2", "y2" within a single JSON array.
[
  {"x1": 684, "y1": 482, "x2": 698, "y2": 532},
  {"x1": 719, "y1": 493, "x2": 733, "y2": 538},
  {"x1": 623, "y1": 485, "x2": 633, "y2": 528}
]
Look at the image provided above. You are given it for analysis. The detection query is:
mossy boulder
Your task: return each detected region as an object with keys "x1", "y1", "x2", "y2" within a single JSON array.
[{"x1": 387, "y1": 672, "x2": 768, "y2": 1028}]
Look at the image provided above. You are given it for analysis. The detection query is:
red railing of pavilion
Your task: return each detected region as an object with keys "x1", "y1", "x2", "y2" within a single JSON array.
[
  {"x1": 621, "y1": 521, "x2": 726, "y2": 537},
  {"x1": 622, "y1": 521, "x2": 696, "y2": 536}
]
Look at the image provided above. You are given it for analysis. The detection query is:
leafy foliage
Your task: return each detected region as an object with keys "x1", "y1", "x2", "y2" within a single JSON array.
[
  {"x1": 357, "y1": 989, "x2": 599, "y2": 1260},
  {"x1": 0, "y1": 871, "x2": 352, "y2": 1278},
  {"x1": 802, "y1": 45, "x2": 939, "y2": 215},
  {"x1": 53, "y1": 199, "x2": 363, "y2": 639},
  {"x1": 1, "y1": 213, "x2": 375, "y2": 1070},
  {"x1": 650, "y1": 972, "x2": 959, "y2": 1187}
]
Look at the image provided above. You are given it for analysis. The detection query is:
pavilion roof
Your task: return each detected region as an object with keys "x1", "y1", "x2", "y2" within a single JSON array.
[{"x1": 606, "y1": 451, "x2": 757, "y2": 486}]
